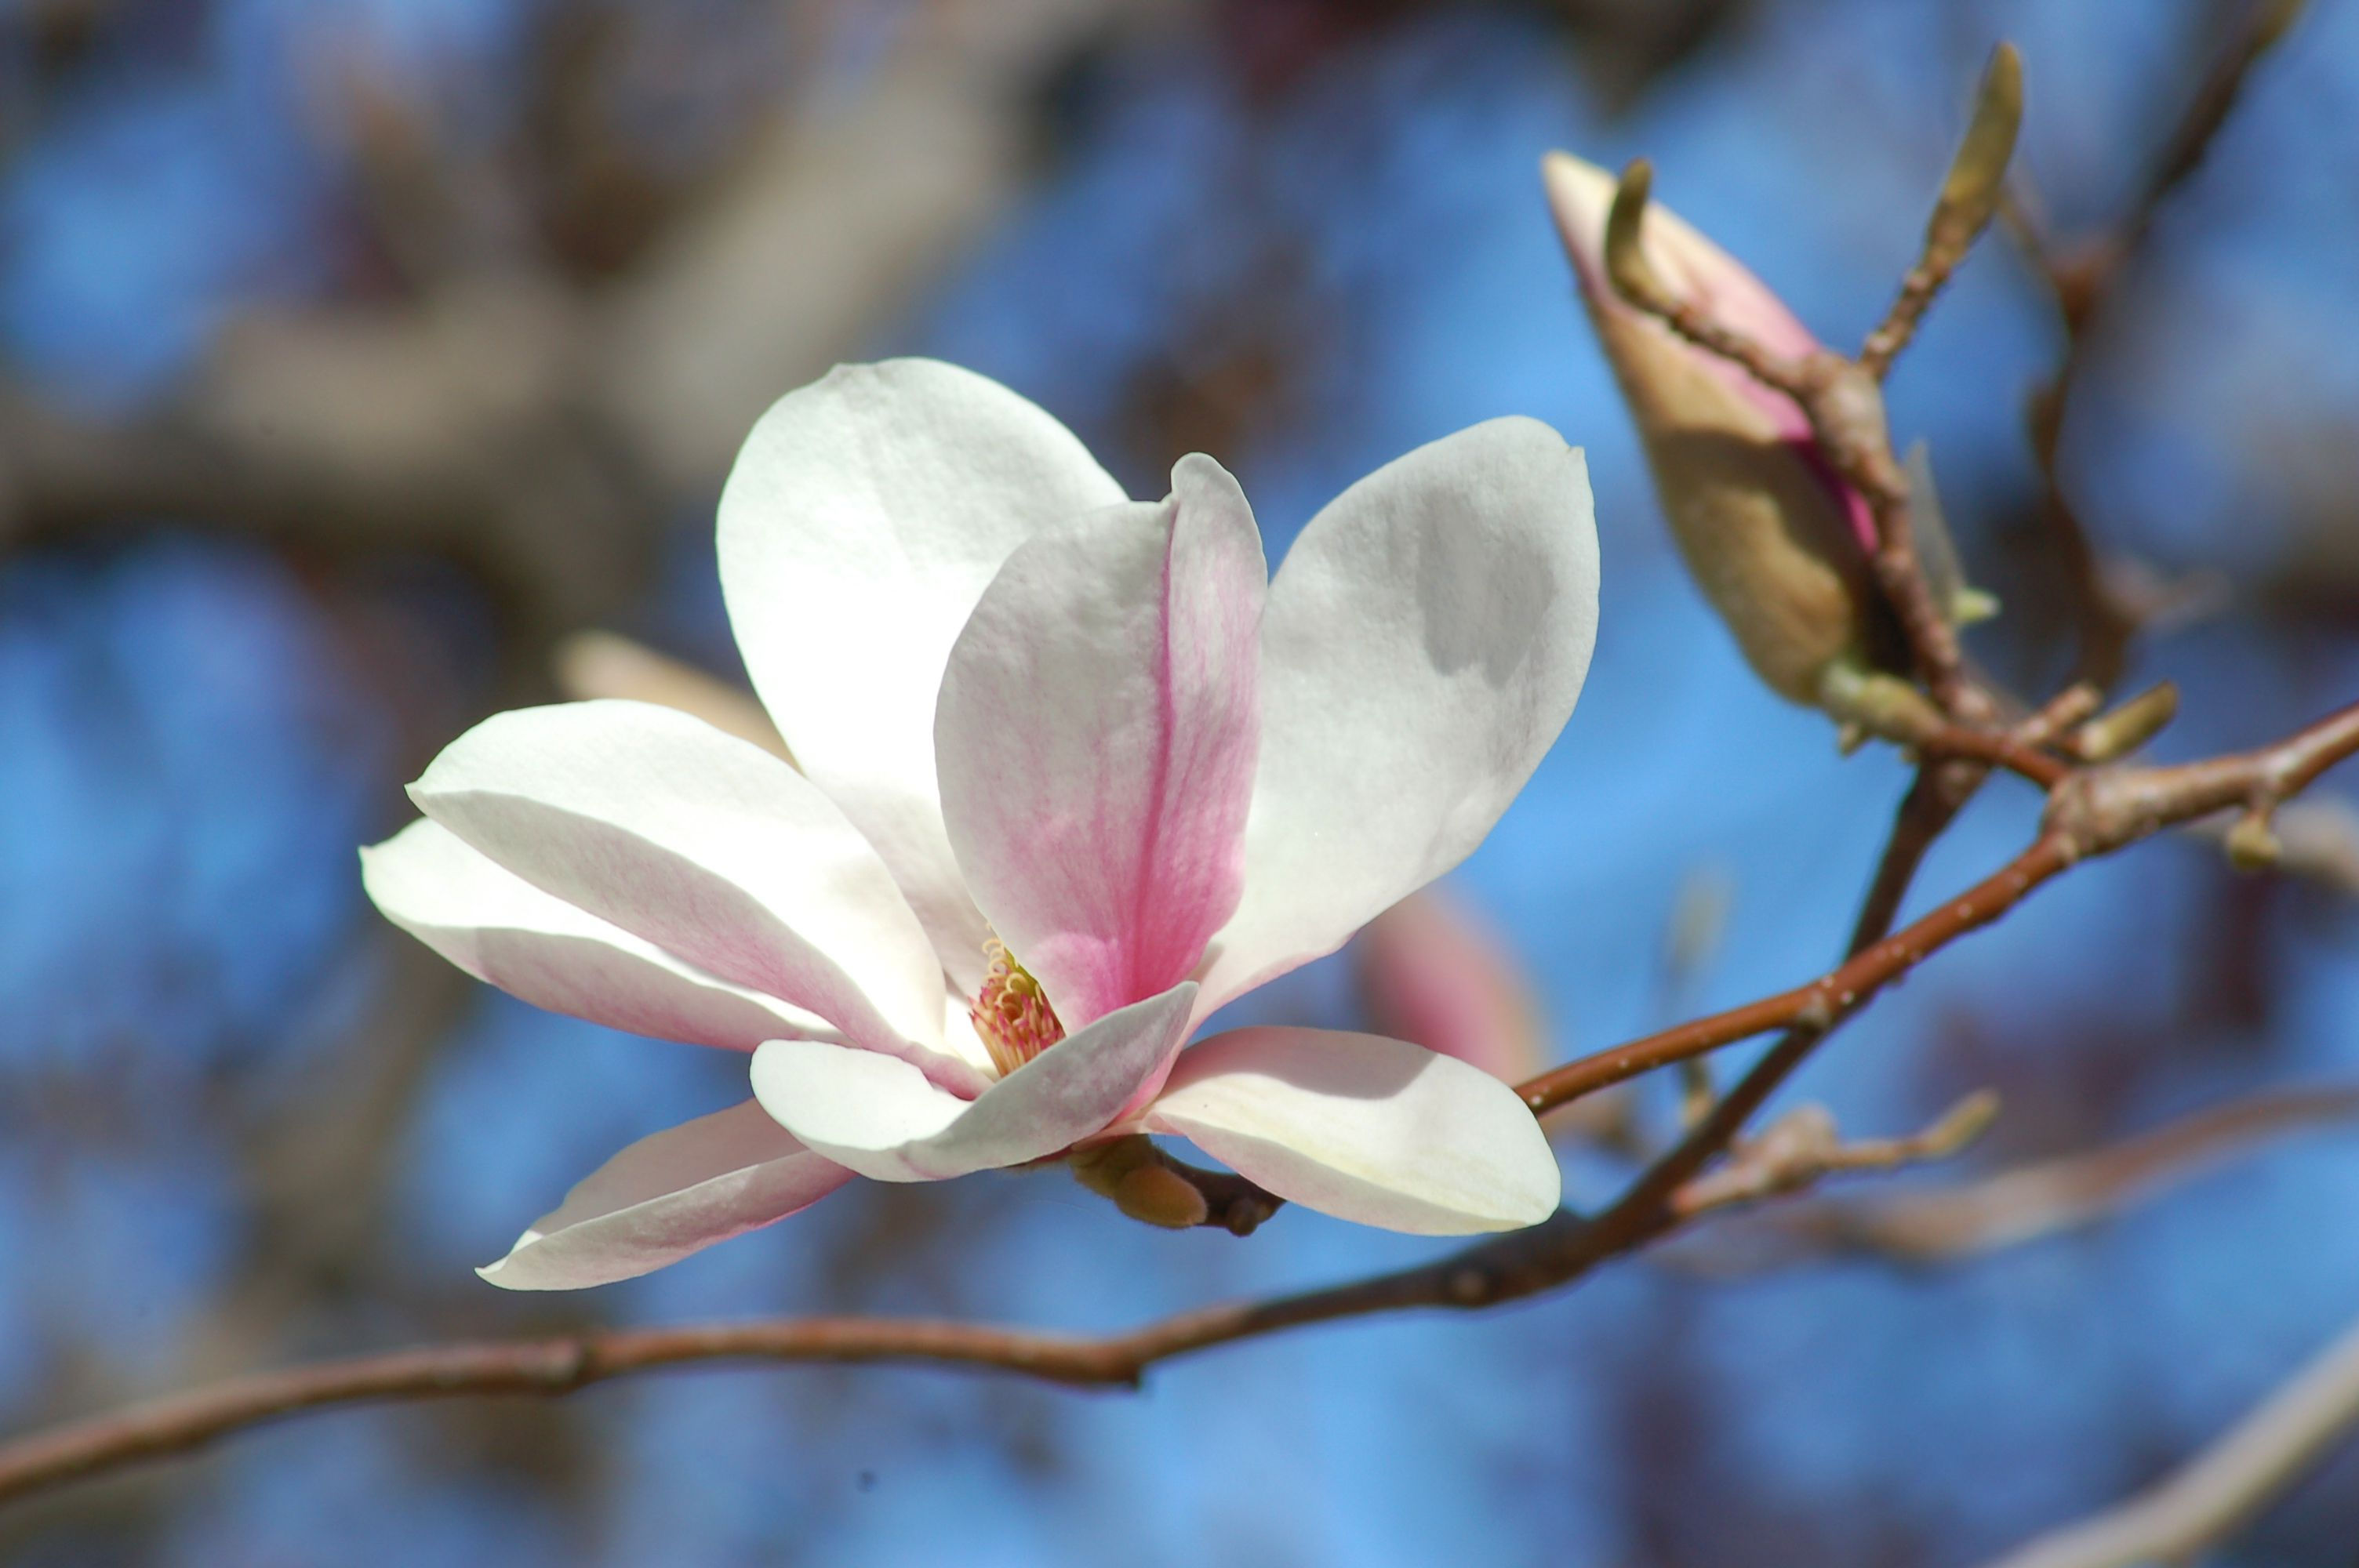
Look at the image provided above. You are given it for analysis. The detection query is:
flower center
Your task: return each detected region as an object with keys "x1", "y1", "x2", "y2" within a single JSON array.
[{"x1": 970, "y1": 937, "x2": 1065, "y2": 1078}]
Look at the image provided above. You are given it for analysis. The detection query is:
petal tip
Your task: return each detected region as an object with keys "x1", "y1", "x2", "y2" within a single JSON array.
[{"x1": 474, "y1": 1229, "x2": 548, "y2": 1291}]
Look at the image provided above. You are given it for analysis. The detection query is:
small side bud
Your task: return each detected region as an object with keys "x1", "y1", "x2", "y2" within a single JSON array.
[
  {"x1": 555, "y1": 631, "x2": 794, "y2": 763},
  {"x1": 1355, "y1": 889, "x2": 1547, "y2": 1085},
  {"x1": 1919, "y1": 1088, "x2": 2002, "y2": 1156},
  {"x1": 1070, "y1": 1137, "x2": 1211, "y2": 1229},
  {"x1": 2226, "y1": 808, "x2": 2283, "y2": 872},
  {"x1": 1905, "y1": 442, "x2": 2000, "y2": 628},
  {"x1": 1543, "y1": 151, "x2": 1875, "y2": 707},
  {"x1": 1926, "y1": 43, "x2": 2023, "y2": 265},
  {"x1": 2069, "y1": 681, "x2": 2179, "y2": 762},
  {"x1": 1816, "y1": 659, "x2": 1949, "y2": 748}
]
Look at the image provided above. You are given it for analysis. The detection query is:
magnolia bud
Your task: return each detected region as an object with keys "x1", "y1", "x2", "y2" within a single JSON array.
[
  {"x1": 1543, "y1": 151, "x2": 1876, "y2": 706},
  {"x1": 553, "y1": 630, "x2": 794, "y2": 762},
  {"x1": 1354, "y1": 888, "x2": 1547, "y2": 1086}
]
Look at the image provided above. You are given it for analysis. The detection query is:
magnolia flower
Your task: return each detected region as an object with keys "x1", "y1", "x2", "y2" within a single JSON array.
[
  {"x1": 363, "y1": 358, "x2": 1598, "y2": 1290},
  {"x1": 1543, "y1": 151, "x2": 1872, "y2": 706}
]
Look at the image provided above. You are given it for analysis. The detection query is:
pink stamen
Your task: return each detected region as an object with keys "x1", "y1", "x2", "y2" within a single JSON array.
[{"x1": 971, "y1": 937, "x2": 1065, "y2": 1078}]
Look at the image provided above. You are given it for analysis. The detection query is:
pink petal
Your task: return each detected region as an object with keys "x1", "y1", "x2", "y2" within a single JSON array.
[
  {"x1": 409, "y1": 699, "x2": 987, "y2": 1096},
  {"x1": 750, "y1": 982, "x2": 1197, "y2": 1181},
  {"x1": 1197, "y1": 420, "x2": 1598, "y2": 1018},
  {"x1": 478, "y1": 1101, "x2": 853, "y2": 1290},
  {"x1": 1145, "y1": 1026, "x2": 1561, "y2": 1233},
  {"x1": 936, "y1": 455, "x2": 1263, "y2": 1029},
  {"x1": 362, "y1": 819, "x2": 841, "y2": 1051},
  {"x1": 717, "y1": 359, "x2": 1129, "y2": 994},
  {"x1": 1353, "y1": 887, "x2": 1547, "y2": 1084}
]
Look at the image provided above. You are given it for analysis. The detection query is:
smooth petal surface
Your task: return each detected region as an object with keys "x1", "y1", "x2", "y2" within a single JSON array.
[
  {"x1": 362, "y1": 819, "x2": 841, "y2": 1051},
  {"x1": 718, "y1": 359, "x2": 1129, "y2": 993},
  {"x1": 1198, "y1": 419, "x2": 1598, "y2": 1016},
  {"x1": 1145, "y1": 1026, "x2": 1561, "y2": 1233},
  {"x1": 751, "y1": 982, "x2": 1197, "y2": 1181},
  {"x1": 478, "y1": 1101, "x2": 852, "y2": 1290},
  {"x1": 411, "y1": 699, "x2": 985, "y2": 1094},
  {"x1": 938, "y1": 456, "x2": 1263, "y2": 1027}
]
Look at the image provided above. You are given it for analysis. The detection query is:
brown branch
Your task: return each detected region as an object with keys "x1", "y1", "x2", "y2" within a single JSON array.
[
  {"x1": 1520, "y1": 698, "x2": 2359, "y2": 1116},
  {"x1": 1519, "y1": 833, "x2": 2070, "y2": 1114},
  {"x1": 3, "y1": 700, "x2": 2355, "y2": 1508},
  {"x1": 1980, "y1": 1308, "x2": 2359, "y2": 1568},
  {"x1": 2048, "y1": 0, "x2": 2306, "y2": 331},
  {"x1": 1581, "y1": 715, "x2": 1997, "y2": 1250}
]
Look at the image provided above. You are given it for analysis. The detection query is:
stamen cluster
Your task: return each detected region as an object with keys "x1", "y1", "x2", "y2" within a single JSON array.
[{"x1": 971, "y1": 937, "x2": 1065, "y2": 1078}]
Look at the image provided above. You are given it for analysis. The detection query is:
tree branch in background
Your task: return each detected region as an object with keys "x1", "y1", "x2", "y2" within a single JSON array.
[
  {"x1": 2011, "y1": 0, "x2": 2310, "y2": 689},
  {"x1": 1668, "y1": 1082, "x2": 2359, "y2": 1272},
  {"x1": 1980, "y1": 1311, "x2": 2359, "y2": 1568},
  {"x1": 1668, "y1": 1091, "x2": 2000, "y2": 1219}
]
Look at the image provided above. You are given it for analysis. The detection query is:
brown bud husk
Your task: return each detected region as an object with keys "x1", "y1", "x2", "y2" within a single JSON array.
[{"x1": 1544, "y1": 152, "x2": 1874, "y2": 706}]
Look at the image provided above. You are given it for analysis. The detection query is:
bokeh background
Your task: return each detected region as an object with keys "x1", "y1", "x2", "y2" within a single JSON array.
[{"x1": 5, "y1": 0, "x2": 2359, "y2": 1562}]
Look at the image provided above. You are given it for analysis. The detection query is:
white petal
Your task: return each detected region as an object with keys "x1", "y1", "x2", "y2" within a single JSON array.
[
  {"x1": 362, "y1": 819, "x2": 840, "y2": 1051},
  {"x1": 717, "y1": 359, "x2": 1128, "y2": 993},
  {"x1": 750, "y1": 983, "x2": 1197, "y2": 1182},
  {"x1": 935, "y1": 456, "x2": 1263, "y2": 1028},
  {"x1": 1198, "y1": 419, "x2": 1598, "y2": 1015},
  {"x1": 478, "y1": 1101, "x2": 852, "y2": 1290},
  {"x1": 410, "y1": 699, "x2": 984, "y2": 1094},
  {"x1": 1145, "y1": 1026, "x2": 1561, "y2": 1234}
]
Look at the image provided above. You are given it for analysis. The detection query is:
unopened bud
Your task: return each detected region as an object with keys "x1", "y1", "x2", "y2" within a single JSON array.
[
  {"x1": 1070, "y1": 1137, "x2": 1210, "y2": 1229},
  {"x1": 1925, "y1": 44, "x2": 2023, "y2": 268},
  {"x1": 1354, "y1": 888, "x2": 1547, "y2": 1085},
  {"x1": 555, "y1": 630, "x2": 794, "y2": 763},
  {"x1": 1543, "y1": 151, "x2": 1874, "y2": 705}
]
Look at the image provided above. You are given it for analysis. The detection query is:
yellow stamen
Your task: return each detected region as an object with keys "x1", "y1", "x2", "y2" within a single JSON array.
[{"x1": 970, "y1": 937, "x2": 1065, "y2": 1077}]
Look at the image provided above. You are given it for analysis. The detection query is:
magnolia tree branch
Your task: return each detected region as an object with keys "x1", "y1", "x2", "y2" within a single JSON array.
[
  {"x1": 1668, "y1": 1092, "x2": 2001, "y2": 1219},
  {"x1": 1981, "y1": 1310, "x2": 2359, "y2": 1568},
  {"x1": 4, "y1": 699, "x2": 2354, "y2": 1508},
  {"x1": 2012, "y1": 0, "x2": 2308, "y2": 688},
  {"x1": 1703, "y1": 1082, "x2": 2359, "y2": 1269}
]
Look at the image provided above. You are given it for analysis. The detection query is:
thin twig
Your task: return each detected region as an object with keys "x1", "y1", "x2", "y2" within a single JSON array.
[
  {"x1": 1670, "y1": 1091, "x2": 2000, "y2": 1218},
  {"x1": 2014, "y1": 0, "x2": 2306, "y2": 689},
  {"x1": 1981, "y1": 1309, "x2": 2359, "y2": 1568},
  {"x1": 1678, "y1": 1082, "x2": 2359, "y2": 1269}
]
